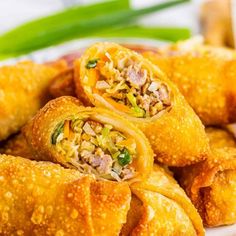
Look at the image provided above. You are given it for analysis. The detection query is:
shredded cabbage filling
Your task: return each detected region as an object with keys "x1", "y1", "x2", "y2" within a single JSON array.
[
  {"x1": 52, "y1": 117, "x2": 136, "y2": 181},
  {"x1": 92, "y1": 53, "x2": 171, "y2": 118}
]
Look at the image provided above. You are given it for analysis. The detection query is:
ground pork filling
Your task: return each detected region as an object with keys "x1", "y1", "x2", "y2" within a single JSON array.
[
  {"x1": 51, "y1": 117, "x2": 136, "y2": 181},
  {"x1": 91, "y1": 54, "x2": 171, "y2": 118}
]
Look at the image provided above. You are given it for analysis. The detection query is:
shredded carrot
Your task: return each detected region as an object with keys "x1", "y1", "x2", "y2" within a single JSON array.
[{"x1": 63, "y1": 120, "x2": 70, "y2": 139}]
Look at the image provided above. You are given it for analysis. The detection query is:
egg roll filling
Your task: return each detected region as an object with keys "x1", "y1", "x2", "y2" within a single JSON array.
[
  {"x1": 51, "y1": 115, "x2": 136, "y2": 181},
  {"x1": 89, "y1": 53, "x2": 171, "y2": 118}
]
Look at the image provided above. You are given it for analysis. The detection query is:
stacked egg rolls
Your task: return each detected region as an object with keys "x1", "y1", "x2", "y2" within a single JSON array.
[{"x1": 73, "y1": 42, "x2": 210, "y2": 166}]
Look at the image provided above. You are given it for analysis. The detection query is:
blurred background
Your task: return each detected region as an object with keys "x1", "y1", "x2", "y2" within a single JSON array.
[{"x1": 0, "y1": 0, "x2": 235, "y2": 62}]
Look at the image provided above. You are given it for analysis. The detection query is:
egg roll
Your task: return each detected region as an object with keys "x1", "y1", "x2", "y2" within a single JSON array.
[
  {"x1": 176, "y1": 128, "x2": 236, "y2": 226},
  {"x1": 0, "y1": 154, "x2": 130, "y2": 235},
  {"x1": 121, "y1": 165, "x2": 204, "y2": 236},
  {"x1": 0, "y1": 133, "x2": 33, "y2": 159},
  {"x1": 74, "y1": 42, "x2": 210, "y2": 166},
  {"x1": 143, "y1": 39, "x2": 236, "y2": 125},
  {"x1": 23, "y1": 96, "x2": 153, "y2": 182},
  {"x1": 0, "y1": 61, "x2": 66, "y2": 141}
]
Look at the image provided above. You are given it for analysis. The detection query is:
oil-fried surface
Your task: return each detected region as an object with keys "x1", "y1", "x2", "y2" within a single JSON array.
[
  {"x1": 176, "y1": 128, "x2": 236, "y2": 227},
  {"x1": 23, "y1": 96, "x2": 153, "y2": 182},
  {"x1": 121, "y1": 165, "x2": 204, "y2": 236},
  {"x1": 0, "y1": 155, "x2": 131, "y2": 235},
  {"x1": 0, "y1": 61, "x2": 65, "y2": 141},
  {"x1": 76, "y1": 42, "x2": 210, "y2": 166},
  {"x1": 143, "y1": 42, "x2": 236, "y2": 125}
]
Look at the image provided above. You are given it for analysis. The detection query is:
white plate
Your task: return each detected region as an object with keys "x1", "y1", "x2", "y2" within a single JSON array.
[{"x1": 1, "y1": 38, "x2": 236, "y2": 236}]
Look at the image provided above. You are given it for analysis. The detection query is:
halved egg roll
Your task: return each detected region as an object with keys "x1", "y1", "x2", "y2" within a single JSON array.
[
  {"x1": 23, "y1": 96, "x2": 153, "y2": 182},
  {"x1": 0, "y1": 60, "x2": 67, "y2": 141},
  {"x1": 74, "y1": 42, "x2": 210, "y2": 166},
  {"x1": 143, "y1": 39, "x2": 236, "y2": 125},
  {"x1": 121, "y1": 165, "x2": 204, "y2": 236},
  {"x1": 176, "y1": 127, "x2": 236, "y2": 226},
  {"x1": 0, "y1": 154, "x2": 130, "y2": 235}
]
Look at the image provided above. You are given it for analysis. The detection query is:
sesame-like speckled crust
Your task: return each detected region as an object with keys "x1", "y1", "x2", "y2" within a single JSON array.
[
  {"x1": 0, "y1": 61, "x2": 64, "y2": 141},
  {"x1": 143, "y1": 45, "x2": 236, "y2": 125},
  {"x1": 0, "y1": 154, "x2": 131, "y2": 235},
  {"x1": 0, "y1": 133, "x2": 33, "y2": 159},
  {"x1": 76, "y1": 42, "x2": 210, "y2": 166},
  {"x1": 121, "y1": 165, "x2": 204, "y2": 236},
  {"x1": 176, "y1": 128, "x2": 236, "y2": 227},
  {"x1": 23, "y1": 96, "x2": 154, "y2": 182}
]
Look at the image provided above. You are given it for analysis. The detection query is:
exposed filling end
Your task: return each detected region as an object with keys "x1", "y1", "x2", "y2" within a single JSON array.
[
  {"x1": 51, "y1": 116, "x2": 136, "y2": 181},
  {"x1": 87, "y1": 52, "x2": 172, "y2": 118}
]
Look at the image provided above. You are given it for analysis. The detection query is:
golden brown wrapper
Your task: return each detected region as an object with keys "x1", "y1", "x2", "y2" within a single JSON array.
[
  {"x1": 75, "y1": 42, "x2": 210, "y2": 166},
  {"x1": 143, "y1": 39, "x2": 236, "y2": 125},
  {"x1": 176, "y1": 128, "x2": 236, "y2": 227},
  {"x1": 0, "y1": 133, "x2": 33, "y2": 159},
  {"x1": 121, "y1": 165, "x2": 204, "y2": 236},
  {"x1": 0, "y1": 61, "x2": 66, "y2": 141},
  {"x1": 23, "y1": 96, "x2": 153, "y2": 182},
  {"x1": 0, "y1": 154, "x2": 131, "y2": 235}
]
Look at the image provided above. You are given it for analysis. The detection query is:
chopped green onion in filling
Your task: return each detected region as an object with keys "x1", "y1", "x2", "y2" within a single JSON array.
[
  {"x1": 118, "y1": 148, "x2": 132, "y2": 166},
  {"x1": 51, "y1": 121, "x2": 64, "y2": 145},
  {"x1": 86, "y1": 58, "x2": 99, "y2": 69}
]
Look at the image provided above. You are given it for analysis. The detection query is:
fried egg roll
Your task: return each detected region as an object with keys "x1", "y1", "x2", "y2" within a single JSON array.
[
  {"x1": 0, "y1": 154, "x2": 130, "y2": 235},
  {"x1": 176, "y1": 128, "x2": 236, "y2": 226},
  {"x1": 121, "y1": 165, "x2": 204, "y2": 236},
  {"x1": 23, "y1": 96, "x2": 153, "y2": 182},
  {"x1": 74, "y1": 42, "x2": 210, "y2": 166},
  {"x1": 143, "y1": 39, "x2": 236, "y2": 125},
  {"x1": 0, "y1": 61, "x2": 65, "y2": 141}
]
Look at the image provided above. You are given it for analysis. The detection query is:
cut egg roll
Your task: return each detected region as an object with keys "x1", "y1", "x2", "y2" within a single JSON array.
[
  {"x1": 0, "y1": 61, "x2": 66, "y2": 141},
  {"x1": 143, "y1": 38, "x2": 236, "y2": 125},
  {"x1": 0, "y1": 154, "x2": 130, "y2": 235},
  {"x1": 23, "y1": 96, "x2": 153, "y2": 182},
  {"x1": 121, "y1": 165, "x2": 204, "y2": 236},
  {"x1": 176, "y1": 127, "x2": 236, "y2": 226},
  {"x1": 75, "y1": 42, "x2": 210, "y2": 166}
]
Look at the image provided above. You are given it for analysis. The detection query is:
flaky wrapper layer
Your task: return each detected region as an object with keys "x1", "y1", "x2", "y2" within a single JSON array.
[{"x1": 23, "y1": 96, "x2": 153, "y2": 182}]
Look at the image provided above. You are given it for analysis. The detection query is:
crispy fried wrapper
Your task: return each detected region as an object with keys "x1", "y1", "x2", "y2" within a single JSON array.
[
  {"x1": 0, "y1": 60, "x2": 67, "y2": 141},
  {"x1": 121, "y1": 165, "x2": 204, "y2": 236},
  {"x1": 0, "y1": 133, "x2": 33, "y2": 159},
  {"x1": 74, "y1": 42, "x2": 209, "y2": 166},
  {"x1": 23, "y1": 96, "x2": 153, "y2": 182},
  {"x1": 0, "y1": 154, "x2": 131, "y2": 235},
  {"x1": 143, "y1": 38, "x2": 236, "y2": 125},
  {"x1": 176, "y1": 128, "x2": 236, "y2": 227}
]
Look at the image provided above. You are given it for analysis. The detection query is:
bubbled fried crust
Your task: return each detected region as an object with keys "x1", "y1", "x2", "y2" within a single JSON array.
[
  {"x1": 0, "y1": 61, "x2": 64, "y2": 141},
  {"x1": 22, "y1": 96, "x2": 154, "y2": 182},
  {"x1": 22, "y1": 96, "x2": 83, "y2": 163},
  {"x1": 76, "y1": 42, "x2": 210, "y2": 167},
  {"x1": 143, "y1": 46, "x2": 236, "y2": 126},
  {"x1": 0, "y1": 155, "x2": 131, "y2": 235},
  {"x1": 176, "y1": 128, "x2": 236, "y2": 227},
  {"x1": 121, "y1": 165, "x2": 204, "y2": 236}
]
